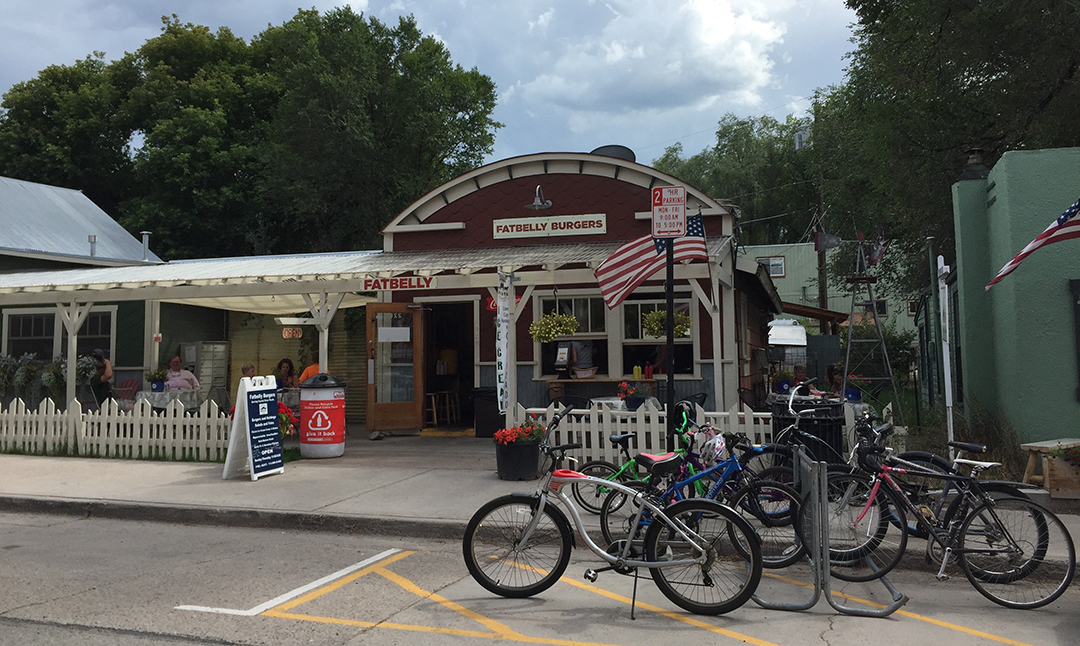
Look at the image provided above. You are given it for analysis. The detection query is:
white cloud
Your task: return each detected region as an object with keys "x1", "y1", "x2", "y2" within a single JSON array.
[{"x1": 0, "y1": 0, "x2": 854, "y2": 164}]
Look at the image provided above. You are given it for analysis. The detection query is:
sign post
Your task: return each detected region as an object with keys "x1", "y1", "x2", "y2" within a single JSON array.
[
  {"x1": 223, "y1": 376, "x2": 285, "y2": 481},
  {"x1": 652, "y1": 186, "x2": 686, "y2": 451}
]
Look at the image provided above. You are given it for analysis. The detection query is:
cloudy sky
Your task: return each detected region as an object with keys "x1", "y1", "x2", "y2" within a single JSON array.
[{"x1": 0, "y1": 0, "x2": 857, "y2": 165}]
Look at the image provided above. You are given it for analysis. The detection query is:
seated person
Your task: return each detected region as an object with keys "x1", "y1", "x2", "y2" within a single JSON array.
[
  {"x1": 165, "y1": 356, "x2": 200, "y2": 391},
  {"x1": 826, "y1": 364, "x2": 845, "y2": 397},
  {"x1": 276, "y1": 357, "x2": 300, "y2": 389},
  {"x1": 792, "y1": 364, "x2": 824, "y2": 396},
  {"x1": 89, "y1": 348, "x2": 113, "y2": 404}
]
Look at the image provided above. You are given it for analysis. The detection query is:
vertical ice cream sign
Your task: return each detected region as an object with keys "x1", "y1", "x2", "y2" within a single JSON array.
[{"x1": 496, "y1": 272, "x2": 511, "y2": 413}]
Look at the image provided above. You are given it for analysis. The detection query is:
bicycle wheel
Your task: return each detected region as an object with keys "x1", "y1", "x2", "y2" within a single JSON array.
[
  {"x1": 643, "y1": 498, "x2": 763, "y2": 615},
  {"x1": 892, "y1": 451, "x2": 952, "y2": 539},
  {"x1": 739, "y1": 443, "x2": 792, "y2": 476},
  {"x1": 726, "y1": 480, "x2": 805, "y2": 568},
  {"x1": 600, "y1": 480, "x2": 651, "y2": 547},
  {"x1": 571, "y1": 460, "x2": 620, "y2": 514},
  {"x1": 821, "y1": 472, "x2": 908, "y2": 582},
  {"x1": 959, "y1": 497, "x2": 1075, "y2": 609},
  {"x1": 928, "y1": 483, "x2": 1033, "y2": 566},
  {"x1": 462, "y1": 494, "x2": 573, "y2": 598}
]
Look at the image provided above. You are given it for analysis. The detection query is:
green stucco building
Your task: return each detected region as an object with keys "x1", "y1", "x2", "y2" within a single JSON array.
[{"x1": 952, "y1": 147, "x2": 1080, "y2": 443}]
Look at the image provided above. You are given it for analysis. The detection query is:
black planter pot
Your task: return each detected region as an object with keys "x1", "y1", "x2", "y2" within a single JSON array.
[
  {"x1": 495, "y1": 440, "x2": 540, "y2": 480},
  {"x1": 624, "y1": 396, "x2": 645, "y2": 411}
]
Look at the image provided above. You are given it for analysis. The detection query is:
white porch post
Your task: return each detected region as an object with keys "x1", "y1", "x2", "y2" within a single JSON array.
[
  {"x1": 56, "y1": 300, "x2": 93, "y2": 409},
  {"x1": 303, "y1": 292, "x2": 346, "y2": 372}
]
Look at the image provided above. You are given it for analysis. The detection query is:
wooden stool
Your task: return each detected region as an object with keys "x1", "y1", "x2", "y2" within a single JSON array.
[
  {"x1": 436, "y1": 390, "x2": 460, "y2": 424},
  {"x1": 1019, "y1": 438, "x2": 1080, "y2": 486},
  {"x1": 425, "y1": 393, "x2": 440, "y2": 427}
]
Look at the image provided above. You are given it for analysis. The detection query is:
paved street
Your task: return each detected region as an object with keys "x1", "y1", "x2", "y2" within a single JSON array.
[{"x1": 2, "y1": 512, "x2": 1077, "y2": 646}]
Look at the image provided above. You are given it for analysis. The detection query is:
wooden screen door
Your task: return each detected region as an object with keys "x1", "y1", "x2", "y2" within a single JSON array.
[{"x1": 366, "y1": 303, "x2": 424, "y2": 431}]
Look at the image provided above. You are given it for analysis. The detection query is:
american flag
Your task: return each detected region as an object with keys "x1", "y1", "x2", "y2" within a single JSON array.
[
  {"x1": 595, "y1": 214, "x2": 707, "y2": 308},
  {"x1": 986, "y1": 196, "x2": 1080, "y2": 290}
]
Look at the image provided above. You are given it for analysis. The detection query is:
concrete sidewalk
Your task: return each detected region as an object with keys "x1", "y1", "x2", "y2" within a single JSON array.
[
  {"x1": 2, "y1": 431, "x2": 1078, "y2": 543},
  {"x1": 0, "y1": 433, "x2": 529, "y2": 539}
]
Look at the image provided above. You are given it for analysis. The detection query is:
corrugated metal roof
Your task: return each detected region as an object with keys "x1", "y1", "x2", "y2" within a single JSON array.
[
  {"x1": 0, "y1": 176, "x2": 161, "y2": 265},
  {"x1": 0, "y1": 237, "x2": 732, "y2": 307}
]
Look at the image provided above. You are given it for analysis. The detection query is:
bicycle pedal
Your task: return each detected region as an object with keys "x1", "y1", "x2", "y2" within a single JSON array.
[{"x1": 584, "y1": 569, "x2": 598, "y2": 583}]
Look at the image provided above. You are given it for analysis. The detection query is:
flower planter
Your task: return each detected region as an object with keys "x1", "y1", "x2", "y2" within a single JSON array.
[
  {"x1": 624, "y1": 396, "x2": 645, "y2": 412},
  {"x1": 1045, "y1": 456, "x2": 1080, "y2": 499},
  {"x1": 151, "y1": 380, "x2": 165, "y2": 392},
  {"x1": 496, "y1": 440, "x2": 540, "y2": 480}
]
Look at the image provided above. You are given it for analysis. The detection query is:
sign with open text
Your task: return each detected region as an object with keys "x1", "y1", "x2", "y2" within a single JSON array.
[
  {"x1": 222, "y1": 376, "x2": 285, "y2": 481},
  {"x1": 652, "y1": 186, "x2": 686, "y2": 238}
]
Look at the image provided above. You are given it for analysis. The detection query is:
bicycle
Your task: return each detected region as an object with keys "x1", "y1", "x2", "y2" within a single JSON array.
[
  {"x1": 887, "y1": 438, "x2": 1033, "y2": 540},
  {"x1": 462, "y1": 406, "x2": 764, "y2": 616},
  {"x1": 599, "y1": 428, "x2": 805, "y2": 569},
  {"x1": 570, "y1": 398, "x2": 715, "y2": 513},
  {"x1": 822, "y1": 420, "x2": 1075, "y2": 608},
  {"x1": 737, "y1": 381, "x2": 855, "y2": 484}
]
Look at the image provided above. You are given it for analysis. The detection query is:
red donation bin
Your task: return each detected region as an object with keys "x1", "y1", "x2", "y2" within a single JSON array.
[{"x1": 299, "y1": 374, "x2": 346, "y2": 458}]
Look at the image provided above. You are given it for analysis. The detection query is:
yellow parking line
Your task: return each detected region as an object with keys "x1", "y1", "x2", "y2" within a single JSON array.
[
  {"x1": 267, "y1": 550, "x2": 413, "y2": 613},
  {"x1": 762, "y1": 572, "x2": 1040, "y2": 646}
]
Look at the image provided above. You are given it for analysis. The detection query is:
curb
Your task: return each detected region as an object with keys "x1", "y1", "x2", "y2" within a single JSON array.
[{"x1": 0, "y1": 496, "x2": 467, "y2": 541}]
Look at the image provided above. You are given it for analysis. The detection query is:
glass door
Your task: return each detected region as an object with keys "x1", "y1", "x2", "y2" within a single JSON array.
[{"x1": 366, "y1": 303, "x2": 424, "y2": 431}]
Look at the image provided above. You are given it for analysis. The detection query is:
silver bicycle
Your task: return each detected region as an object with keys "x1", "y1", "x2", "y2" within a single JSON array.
[{"x1": 462, "y1": 406, "x2": 764, "y2": 615}]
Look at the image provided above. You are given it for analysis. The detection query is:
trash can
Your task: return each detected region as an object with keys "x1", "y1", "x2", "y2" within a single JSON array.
[
  {"x1": 770, "y1": 397, "x2": 846, "y2": 464},
  {"x1": 473, "y1": 387, "x2": 500, "y2": 438},
  {"x1": 299, "y1": 374, "x2": 346, "y2": 458}
]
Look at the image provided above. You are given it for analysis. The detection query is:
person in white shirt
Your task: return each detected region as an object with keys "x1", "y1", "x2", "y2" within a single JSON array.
[{"x1": 165, "y1": 356, "x2": 200, "y2": 391}]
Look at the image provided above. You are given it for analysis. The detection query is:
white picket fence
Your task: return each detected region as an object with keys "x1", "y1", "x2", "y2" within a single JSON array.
[
  {"x1": 0, "y1": 397, "x2": 231, "y2": 461},
  {"x1": 511, "y1": 402, "x2": 775, "y2": 464}
]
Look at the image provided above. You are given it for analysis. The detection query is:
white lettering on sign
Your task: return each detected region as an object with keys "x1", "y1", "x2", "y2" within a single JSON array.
[
  {"x1": 652, "y1": 186, "x2": 686, "y2": 238},
  {"x1": 362, "y1": 276, "x2": 436, "y2": 291},
  {"x1": 493, "y1": 214, "x2": 607, "y2": 239}
]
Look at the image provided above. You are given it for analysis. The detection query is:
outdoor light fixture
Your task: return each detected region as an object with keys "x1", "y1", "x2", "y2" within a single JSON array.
[{"x1": 524, "y1": 185, "x2": 552, "y2": 210}]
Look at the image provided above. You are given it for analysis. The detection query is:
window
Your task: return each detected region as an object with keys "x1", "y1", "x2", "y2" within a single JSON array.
[
  {"x1": 538, "y1": 297, "x2": 607, "y2": 375},
  {"x1": 756, "y1": 256, "x2": 785, "y2": 278},
  {"x1": 541, "y1": 297, "x2": 605, "y2": 333},
  {"x1": 875, "y1": 300, "x2": 888, "y2": 317},
  {"x1": 907, "y1": 299, "x2": 919, "y2": 317},
  {"x1": 3, "y1": 307, "x2": 115, "y2": 361},
  {"x1": 621, "y1": 298, "x2": 694, "y2": 375}
]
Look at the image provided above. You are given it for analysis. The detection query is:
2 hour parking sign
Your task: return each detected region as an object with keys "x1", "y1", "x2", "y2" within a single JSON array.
[{"x1": 652, "y1": 186, "x2": 686, "y2": 237}]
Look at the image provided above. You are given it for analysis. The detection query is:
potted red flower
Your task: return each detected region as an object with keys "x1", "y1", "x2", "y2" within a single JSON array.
[
  {"x1": 618, "y1": 381, "x2": 647, "y2": 411},
  {"x1": 494, "y1": 416, "x2": 546, "y2": 480}
]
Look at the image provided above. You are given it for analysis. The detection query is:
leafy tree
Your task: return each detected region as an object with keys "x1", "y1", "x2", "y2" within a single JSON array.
[
  {"x1": 0, "y1": 54, "x2": 136, "y2": 216},
  {"x1": 115, "y1": 17, "x2": 277, "y2": 259},
  {"x1": 0, "y1": 9, "x2": 499, "y2": 259},
  {"x1": 253, "y1": 9, "x2": 499, "y2": 253},
  {"x1": 814, "y1": 0, "x2": 1080, "y2": 293},
  {"x1": 654, "y1": 113, "x2": 819, "y2": 246}
]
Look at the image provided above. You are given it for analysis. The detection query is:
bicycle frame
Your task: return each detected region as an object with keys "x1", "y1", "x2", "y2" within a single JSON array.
[
  {"x1": 852, "y1": 464, "x2": 1022, "y2": 579},
  {"x1": 521, "y1": 464, "x2": 712, "y2": 571}
]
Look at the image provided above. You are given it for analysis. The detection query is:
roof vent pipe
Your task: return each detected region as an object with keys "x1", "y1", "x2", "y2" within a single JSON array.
[
  {"x1": 141, "y1": 231, "x2": 152, "y2": 261},
  {"x1": 88, "y1": 234, "x2": 97, "y2": 257}
]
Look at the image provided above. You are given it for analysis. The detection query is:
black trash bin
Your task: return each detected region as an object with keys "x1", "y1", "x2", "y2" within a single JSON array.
[
  {"x1": 473, "y1": 387, "x2": 500, "y2": 438},
  {"x1": 770, "y1": 397, "x2": 846, "y2": 464}
]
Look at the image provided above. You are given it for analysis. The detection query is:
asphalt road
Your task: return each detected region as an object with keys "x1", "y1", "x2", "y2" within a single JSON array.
[{"x1": 1, "y1": 512, "x2": 1077, "y2": 646}]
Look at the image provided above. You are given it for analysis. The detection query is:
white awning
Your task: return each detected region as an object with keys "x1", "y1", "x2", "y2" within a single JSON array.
[{"x1": 0, "y1": 237, "x2": 733, "y2": 308}]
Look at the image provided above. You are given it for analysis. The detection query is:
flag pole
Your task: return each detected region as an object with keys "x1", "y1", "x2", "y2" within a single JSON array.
[{"x1": 666, "y1": 242, "x2": 676, "y2": 452}]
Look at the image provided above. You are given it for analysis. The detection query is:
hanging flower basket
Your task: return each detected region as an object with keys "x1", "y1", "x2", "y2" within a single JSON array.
[
  {"x1": 529, "y1": 312, "x2": 578, "y2": 343},
  {"x1": 643, "y1": 310, "x2": 691, "y2": 338}
]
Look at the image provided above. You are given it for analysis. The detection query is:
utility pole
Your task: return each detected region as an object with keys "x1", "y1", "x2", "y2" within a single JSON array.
[{"x1": 816, "y1": 184, "x2": 829, "y2": 333}]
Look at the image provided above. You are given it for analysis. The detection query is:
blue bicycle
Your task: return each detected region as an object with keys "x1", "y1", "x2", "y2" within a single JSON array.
[{"x1": 599, "y1": 428, "x2": 805, "y2": 568}]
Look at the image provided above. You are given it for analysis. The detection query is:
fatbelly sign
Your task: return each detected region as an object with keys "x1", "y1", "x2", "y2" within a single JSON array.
[
  {"x1": 493, "y1": 213, "x2": 606, "y2": 239},
  {"x1": 362, "y1": 276, "x2": 436, "y2": 291}
]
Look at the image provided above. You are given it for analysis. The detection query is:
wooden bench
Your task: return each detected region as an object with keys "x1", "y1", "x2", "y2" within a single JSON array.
[{"x1": 1019, "y1": 438, "x2": 1080, "y2": 486}]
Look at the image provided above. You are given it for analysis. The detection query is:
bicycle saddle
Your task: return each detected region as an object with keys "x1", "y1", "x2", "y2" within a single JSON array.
[
  {"x1": 948, "y1": 441, "x2": 987, "y2": 454},
  {"x1": 607, "y1": 432, "x2": 636, "y2": 449},
  {"x1": 634, "y1": 452, "x2": 684, "y2": 479}
]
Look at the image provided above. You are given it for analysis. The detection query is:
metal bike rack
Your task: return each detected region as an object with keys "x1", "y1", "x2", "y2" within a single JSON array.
[{"x1": 752, "y1": 447, "x2": 908, "y2": 616}]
